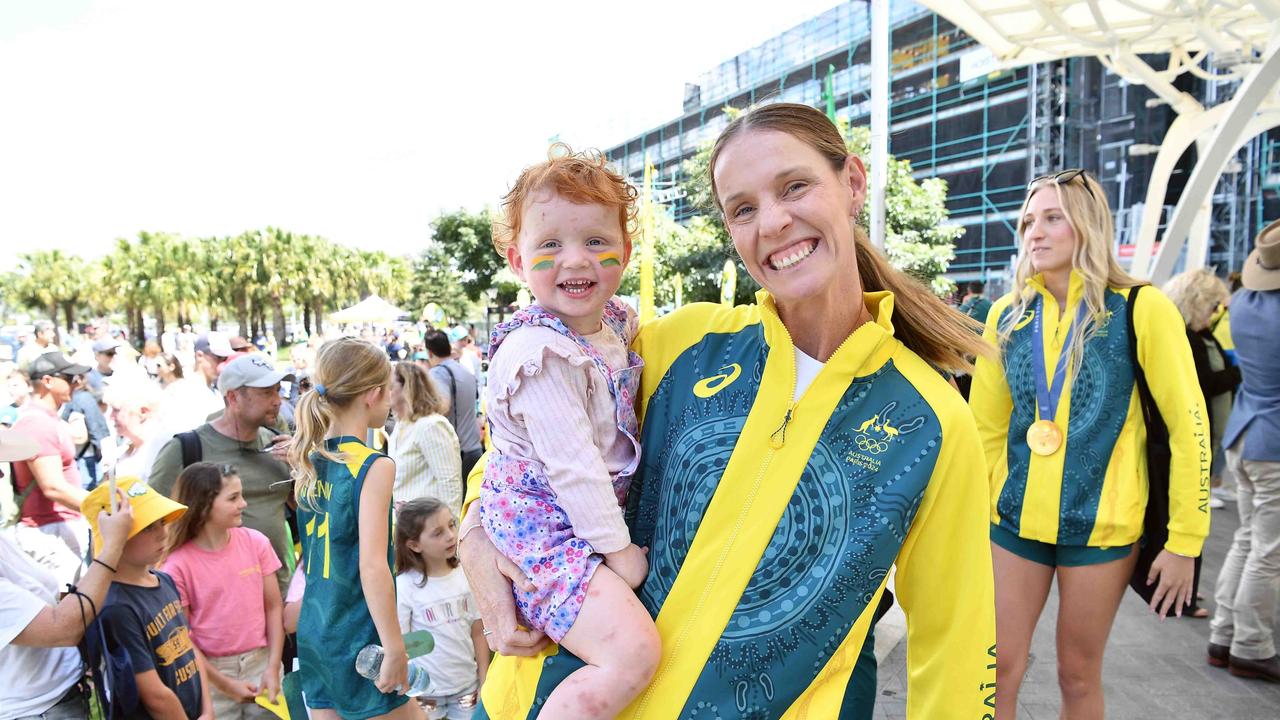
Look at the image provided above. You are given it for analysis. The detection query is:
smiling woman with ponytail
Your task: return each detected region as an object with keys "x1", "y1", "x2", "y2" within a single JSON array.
[{"x1": 460, "y1": 102, "x2": 997, "y2": 719}]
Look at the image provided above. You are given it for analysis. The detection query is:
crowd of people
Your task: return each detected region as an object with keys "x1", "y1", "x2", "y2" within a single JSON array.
[
  {"x1": 1, "y1": 101, "x2": 1277, "y2": 720},
  {"x1": 1, "y1": 322, "x2": 490, "y2": 720}
]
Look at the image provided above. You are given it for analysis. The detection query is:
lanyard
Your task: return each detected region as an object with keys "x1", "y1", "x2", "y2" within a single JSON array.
[{"x1": 1031, "y1": 299, "x2": 1087, "y2": 423}]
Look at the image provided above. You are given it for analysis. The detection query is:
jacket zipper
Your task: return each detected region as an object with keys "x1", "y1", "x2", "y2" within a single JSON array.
[{"x1": 771, "y1": 316, "x2": 865, "y2": 449}]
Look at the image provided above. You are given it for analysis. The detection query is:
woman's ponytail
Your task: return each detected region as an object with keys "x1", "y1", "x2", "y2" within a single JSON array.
[{"x1": 853, "y1": 226, "x2": 990, "y2": 373}]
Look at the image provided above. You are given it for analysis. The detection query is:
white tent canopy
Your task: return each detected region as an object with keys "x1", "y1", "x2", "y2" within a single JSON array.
[
  {"x1": 917, "y1": 0, "x2": 1280, "y2": 283},
  {"x1": 329, "y1": 294, "x2": 407, "y2": 325}
]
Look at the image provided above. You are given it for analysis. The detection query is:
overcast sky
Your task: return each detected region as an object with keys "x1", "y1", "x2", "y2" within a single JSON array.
[{"x1": 0, "y1": 0, "x2": 843, "y2": 264}]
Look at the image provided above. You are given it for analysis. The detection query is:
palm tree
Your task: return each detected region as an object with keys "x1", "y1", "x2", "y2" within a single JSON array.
[
  {"x1": 134, "y1": 231, "x2": 183, "y2": 337},
  {"x1": 168, "y1": 237, "x2": 206, "y2": 328},
  {"x1": 293, "y1": 235, "x2": 329, "y2": 336},
  {"x1": 207, "y1": 232, "x2": 261, "y2": 337},
  {"x1": 14, "y1": 250, "x2": 89, "y2": 340},
  {"x1": 103, "y1": 240, "x2": 141, "y2": 340},
  {"x1": 260, "y1": 227, "x2": 295, "y2": 347}
]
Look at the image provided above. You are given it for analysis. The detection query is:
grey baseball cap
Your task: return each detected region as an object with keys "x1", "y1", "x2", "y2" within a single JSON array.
[
  {"x1": 92, "y1": 338, "x2": 123, "y2": 353},
  {"x1": 217, "y1": 353, "x2": 294, "y2": 393}
]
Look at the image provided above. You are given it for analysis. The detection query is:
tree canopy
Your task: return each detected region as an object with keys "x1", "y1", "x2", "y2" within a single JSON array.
[{"x1": 3, "y1": 230, "x2": 414, "y2": 346}]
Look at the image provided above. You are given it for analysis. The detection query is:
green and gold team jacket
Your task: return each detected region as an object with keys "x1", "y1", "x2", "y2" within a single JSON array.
[
  {"x1": 471, "y1": 290, "x2": 996, "y2": 719},
  {"x1": 970, "y1": 272, "x2": 1210, "y2": 554}
]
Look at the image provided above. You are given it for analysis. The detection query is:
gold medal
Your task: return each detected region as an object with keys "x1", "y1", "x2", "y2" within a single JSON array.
[{"x1": 1026, "y1": 419, "x2": 1064, "y2": 456}]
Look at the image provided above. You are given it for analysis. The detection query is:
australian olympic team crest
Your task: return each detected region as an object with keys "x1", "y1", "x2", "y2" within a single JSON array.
[{"x1": 847, "y1": 400, "x2": 926, "y2": 472}]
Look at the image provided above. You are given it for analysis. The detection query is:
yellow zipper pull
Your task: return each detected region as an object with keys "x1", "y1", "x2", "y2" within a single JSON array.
[{"x1": 770, "y1": 406, "x2": 795, "y2": 449}]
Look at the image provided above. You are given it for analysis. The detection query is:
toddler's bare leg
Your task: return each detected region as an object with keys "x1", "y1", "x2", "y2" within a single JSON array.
[{"x1": 538, "y1": 566, "x2": 661, "y2": 719}]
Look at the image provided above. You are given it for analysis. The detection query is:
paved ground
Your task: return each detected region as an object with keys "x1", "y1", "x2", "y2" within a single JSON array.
[{"x1": 873, "y1": 499, "x2": 1280, "y2": 719}]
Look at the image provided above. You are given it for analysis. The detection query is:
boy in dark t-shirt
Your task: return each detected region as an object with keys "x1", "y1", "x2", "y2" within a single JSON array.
[{"x1": 83, "y1": 478, "x2": 210, "y2": 719}]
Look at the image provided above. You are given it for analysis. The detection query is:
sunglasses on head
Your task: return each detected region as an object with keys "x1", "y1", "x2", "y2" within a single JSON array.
[
  {"x1": 220, "y1": 463, "x2": 237, "y2": 476},
  {"x1": 1028, "y1": 168, "x2": 1097, "y2": 201}
]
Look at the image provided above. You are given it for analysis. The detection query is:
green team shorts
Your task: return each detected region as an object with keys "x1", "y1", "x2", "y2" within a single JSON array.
[{"x1": 990, "y1": 523, "x2": 1134, "y2": 567}]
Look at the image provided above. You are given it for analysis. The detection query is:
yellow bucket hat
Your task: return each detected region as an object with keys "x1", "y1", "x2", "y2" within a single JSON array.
[{"x1": 81, "y1": 477, "x2": 187, "y2": 554}]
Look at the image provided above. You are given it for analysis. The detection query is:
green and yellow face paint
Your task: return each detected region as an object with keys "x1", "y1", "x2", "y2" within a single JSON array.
[
  {"x1": 597, "y1": 251, "x2": 622, "y2": 268},
  {"x1": 529, "y1": 255, "x2": 555, "y2": 272}
]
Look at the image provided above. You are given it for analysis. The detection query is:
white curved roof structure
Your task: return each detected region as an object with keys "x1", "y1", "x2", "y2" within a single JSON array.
[
  {"x1": 916, "y1": 0, "x2": 1280, "y2": 282},
  {"x1": 920, "y1": 1, "x2": 1272, "y2": 69}
]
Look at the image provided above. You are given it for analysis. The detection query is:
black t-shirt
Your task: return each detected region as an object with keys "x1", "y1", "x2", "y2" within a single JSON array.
[{"x1": 98, "y1": 571, "x2": 203, "y2": 719}]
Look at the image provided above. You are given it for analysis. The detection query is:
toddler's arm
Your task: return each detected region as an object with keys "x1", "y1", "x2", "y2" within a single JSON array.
[{"x1": 507, "y1": 353, "x2": 629, "y2": 554}]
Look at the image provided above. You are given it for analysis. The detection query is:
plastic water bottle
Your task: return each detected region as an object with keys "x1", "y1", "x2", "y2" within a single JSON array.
[{"x1": 354, "y1": 644, "x2": 430, "y2": 696}]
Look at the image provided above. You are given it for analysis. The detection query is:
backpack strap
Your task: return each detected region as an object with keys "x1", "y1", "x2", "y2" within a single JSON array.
[
  {"x1": 440, "y1": 364, "x2": 459, "y2": 424},
  {"x1": 1125, "y1": 285, "x2": 1155, "y2": 424},
  {"x1": 176, "y1": 430, "x2": 202, "y2": 469}
]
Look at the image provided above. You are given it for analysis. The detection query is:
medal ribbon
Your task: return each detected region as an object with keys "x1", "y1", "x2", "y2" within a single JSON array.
[{"x1": 1031, "y1": 299, "x2": 1087, "y2": 424}]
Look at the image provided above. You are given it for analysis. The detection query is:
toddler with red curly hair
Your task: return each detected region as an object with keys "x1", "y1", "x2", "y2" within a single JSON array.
[{"x1": 477, "y1": 144, "x2": 659, "y2": 718}]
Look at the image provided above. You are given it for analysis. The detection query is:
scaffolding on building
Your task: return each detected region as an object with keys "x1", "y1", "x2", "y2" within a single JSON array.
[
  {"x1": 602, "y1": 1, "x2": 1279, "y2": 286},
  {"x1": 917, "y1": 0, "x2": 1280, "y2": 284}
]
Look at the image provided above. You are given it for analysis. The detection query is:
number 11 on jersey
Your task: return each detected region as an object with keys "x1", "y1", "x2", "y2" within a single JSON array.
[{"x1": 304, "y1": 513, "x2": 331, "y2": 579}]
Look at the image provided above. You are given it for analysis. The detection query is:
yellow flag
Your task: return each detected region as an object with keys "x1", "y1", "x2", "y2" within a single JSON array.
[
  {"x1": 639, "y1": 155, "x2": 656, "y2": 323},
  {"x1": 720, "y1": 259, "x2": 737, "y2": 305},
  {"x1": 255, "y1": 693, "x2": 290, "y2": 720}
]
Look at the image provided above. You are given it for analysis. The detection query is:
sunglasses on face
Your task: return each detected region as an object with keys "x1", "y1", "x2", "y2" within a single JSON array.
[
  {"x1": 298, "y1": 380, "x2": 313, "y2": 390},
  {"x1": 1028, "y1": 168, "x2": 1097, "y2": 201},
  {"x1": 100, "y1": 350, "x2": 116, "y2": 357}
]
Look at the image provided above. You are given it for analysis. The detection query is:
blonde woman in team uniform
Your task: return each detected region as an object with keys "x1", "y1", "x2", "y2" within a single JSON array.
[{"x1": 970, "y1": 169, "x2": 1210, "y2": 719}]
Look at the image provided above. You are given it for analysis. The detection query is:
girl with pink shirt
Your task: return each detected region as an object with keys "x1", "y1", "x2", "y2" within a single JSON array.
[
  {"x1": 474, "y1": 145, "x2": 660, "y2": 719},
  {"x1": 163, "y1": 462, "x2": 284, "y2": 720}
]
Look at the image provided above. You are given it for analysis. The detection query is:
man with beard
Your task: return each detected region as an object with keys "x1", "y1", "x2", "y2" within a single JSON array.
[{"x1": 148, "y1": 354, "x2": 294, "y2": 594}]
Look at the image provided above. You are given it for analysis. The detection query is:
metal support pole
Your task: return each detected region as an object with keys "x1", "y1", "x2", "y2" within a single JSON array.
[{"x1": 869, "y1": 0, "x2": 889, "y2": 249}]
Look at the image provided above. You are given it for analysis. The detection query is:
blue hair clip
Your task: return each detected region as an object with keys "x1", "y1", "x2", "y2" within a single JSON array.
[{"x1": 314, "y1": 383, "x2": 327, "y2": 397}]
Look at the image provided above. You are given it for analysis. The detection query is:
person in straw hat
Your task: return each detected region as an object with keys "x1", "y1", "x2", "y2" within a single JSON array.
[{"x1": 1208, "y1": 218, "x2": 1280, "y2": 682}]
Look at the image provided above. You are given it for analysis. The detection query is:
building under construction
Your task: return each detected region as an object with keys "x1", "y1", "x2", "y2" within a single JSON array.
[{"x1": 602, "y1": 0, "x2": 1278, "y2": 285}]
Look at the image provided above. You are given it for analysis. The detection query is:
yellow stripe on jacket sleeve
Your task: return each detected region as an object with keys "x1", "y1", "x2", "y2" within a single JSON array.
[
  {"x1": 969, "y1": 293, "x2": 1016, "y2": 526},
  {"x1": 895, "y1": 354, "x2": 998, "y2": 719},
  {"x1": 1131, "y1": 286, "x2": 1211, "y2": 556}
]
